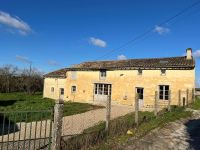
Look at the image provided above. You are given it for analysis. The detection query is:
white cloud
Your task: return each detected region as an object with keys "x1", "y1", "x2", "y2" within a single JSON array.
[
  {"x1": 0, "y1": 11, "x2": 31, "y2": 35},
  {"x1": 48, "y1": 60, "x2": 59, "y2": 66},
  {"x1": 89, "y1": 37, "x2": 107, "y2": 47},
  {"x1": 16, "y1": 55, "x2": 32, "y2": 64},
  {"x1": 193, "y1": 50, "x2": 200, "y2": 58},
  {"x1": 154, "y1": 25, "x2": 170, "y2": 35},
  {"x1": 117, "y1": 54, "x2": 127, "y2": 60}
]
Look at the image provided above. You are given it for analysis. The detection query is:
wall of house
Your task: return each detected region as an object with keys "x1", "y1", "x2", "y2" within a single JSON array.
[
  {"x1": 65, "y1": 69, "x2": 195, "y2": 107},
  {"x1": 43, "y1": 78, "x2": 66, "y2": 100}
]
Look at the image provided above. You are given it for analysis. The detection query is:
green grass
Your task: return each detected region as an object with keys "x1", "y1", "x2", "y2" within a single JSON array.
[
  {"x1": 189, "y1": 97, "x2": 200, "y2": 110},
  {"x1": 93, "y1": 107, "x2": 192, "y2": 150},
  {"x1": 63, "y1": 106, "x2": 191, "y2": 150},
  {"x1": 0, "y1": 92, "x2": 102, "y2": 122}
]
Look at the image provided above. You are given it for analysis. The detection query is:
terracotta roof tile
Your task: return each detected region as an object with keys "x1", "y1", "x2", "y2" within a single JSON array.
[{"x1": 44, "y1": 56, "x2": 195, "y2": 78}]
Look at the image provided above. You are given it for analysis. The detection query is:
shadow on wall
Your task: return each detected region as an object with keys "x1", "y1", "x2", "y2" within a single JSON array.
[
  {"x1": 0, "y1": 114, "x2": 20, "y2": 135},
  {"x1": 185, "y1": 119, "x2": 200, "y2": 150}
]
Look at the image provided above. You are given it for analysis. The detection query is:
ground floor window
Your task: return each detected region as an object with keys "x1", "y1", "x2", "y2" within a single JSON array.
[
  {"x1": 71, "y1": 86, "x2": 76, "y2": 93},
  {"x1": 51, "y1": 87, "x2": 54, "y2": 93},
  {"x1": 94, "y1": 83, "x2": 111, "y2": 95},
  {"x1": 159, "y1": 85, "x2": 169, "y2": 100},
  {"x1": 136, "y1": 88, "x2": 143, "y2": 99},
  {"x1": 60, "y1": 88, "x2": 64, "y2": 95}
]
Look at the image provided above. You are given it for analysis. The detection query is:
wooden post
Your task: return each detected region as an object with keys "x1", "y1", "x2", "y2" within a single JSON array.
[
  {"x1": 178, "y1": 90, "x2": 181, "y2": 106},
  {"x1": 154, "y1": 91, "x2": 158, "y2": 116},
  {"x1": 183, "y1": 97, "x2": 186, "y2": 107},
  {"x1": 135, "y1": 93, "x2": 139, "y2": 127},
  {"x1": 52, "y1": 99, "x2": 64, "y2": 150},
  {"x1": 105, "y1": 94, "x2": 111, "y2": 133},
  {"x1": 192, "y1": 88, "x2": 195, "y2": 103},
  {"x1": 168, "y1": 90, "x2": 171, "y2": 111},
  {"x1": 186, "y1": 89, "x2": 189, "y2": 106}
]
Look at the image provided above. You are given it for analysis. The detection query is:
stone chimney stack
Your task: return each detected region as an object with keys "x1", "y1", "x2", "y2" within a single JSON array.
[{"x1": 186, "y1": 48, "x2": 192, "y2": 60}]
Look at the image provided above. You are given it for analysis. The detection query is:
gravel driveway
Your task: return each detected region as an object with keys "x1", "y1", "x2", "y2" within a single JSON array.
[{"x1": 0, "y1": 105, "x2": 134, "y2": 149}]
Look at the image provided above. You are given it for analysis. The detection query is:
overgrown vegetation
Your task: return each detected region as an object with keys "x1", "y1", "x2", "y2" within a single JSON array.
[
  {"x1": 61, "y1": 106, "x2": 192, "y2": 150},
  {"x1": 189, "y1": 97, "x2": 200, "y2": 110},
  {"x1": 0, "y1": 92, "x2": 102, "y2": 122}
]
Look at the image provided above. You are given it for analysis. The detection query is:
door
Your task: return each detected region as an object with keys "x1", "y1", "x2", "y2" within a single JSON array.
[
  {"x1": 59, "y1": 88, "x2": 64, "y2": 100},
  {"x1": 94, "y1": 84, "x2": 111, "y2": 101},
  {"x1": 136, "y1": 87, "x2": 144, "y2": 109}
]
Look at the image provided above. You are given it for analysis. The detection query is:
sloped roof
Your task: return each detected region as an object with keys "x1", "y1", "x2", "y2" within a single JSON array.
[{"x1": 44, "y1": 56, "x2": 195, "y2": 78}]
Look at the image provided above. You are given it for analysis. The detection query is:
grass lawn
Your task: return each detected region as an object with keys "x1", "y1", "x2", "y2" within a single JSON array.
[{"x1": 0, "y1": 92, "x2": 102, "y2": 122}]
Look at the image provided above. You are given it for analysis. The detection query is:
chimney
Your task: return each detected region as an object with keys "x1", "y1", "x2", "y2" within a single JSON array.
[{"x1": 186, "y1": 48, "x2": 192, "y2": 60}]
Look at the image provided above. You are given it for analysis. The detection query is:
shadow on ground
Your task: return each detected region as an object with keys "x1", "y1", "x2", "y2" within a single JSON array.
[
  {"x1": 0, "y1": 114, "x2": 20, "y2": 135},
  {"x1": 0, "y1": 99, "x2": 24, "y2": 107},
  {"x1": 185, "y1": 119, "x2": 200, "y2": 150}
]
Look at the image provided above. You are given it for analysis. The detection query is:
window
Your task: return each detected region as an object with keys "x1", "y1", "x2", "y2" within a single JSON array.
[
  {"x1": 94, "y1": 84, "x2": 111, "y2": 95},
  {"x1": 138, "y1": 69, "x2": 142, "y2": 75},
  {"x1": 60, "y1": 88, "x2": 64, "y2": 95},
  {"x1": 136, "y1": 88, "x2": 144, "y2": 99},
  {"x1": 51, "y1": 87, "x2": 54, "y2": 92},
  {"x1": 100, "y1": 70, "x2": 106, "y2": 79},
  {"x1": 71, "y1": 86, "x2": 76, "y2": 93},
  {"x1": 71, "y1": 71, "x2": 77, "y2": 80},
  {"x1": 161, "y1": 69, "x2": 166, "y2": 75},
  {"x1": 159, "y1": 85, "x2": 169, "y2": 100}
]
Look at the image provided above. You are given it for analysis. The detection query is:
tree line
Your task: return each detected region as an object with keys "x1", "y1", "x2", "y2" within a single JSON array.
[{"x1": 0, "y1": 65, "x2": 43, "y2": 94}]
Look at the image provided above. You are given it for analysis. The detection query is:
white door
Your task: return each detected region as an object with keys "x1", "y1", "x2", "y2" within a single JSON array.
[
  {"x1": 136, "y1": 88, "x2": 144, "y2": 109},
  {"x1": 94, "y1": 84, "x2": 111, "y2": 101}
]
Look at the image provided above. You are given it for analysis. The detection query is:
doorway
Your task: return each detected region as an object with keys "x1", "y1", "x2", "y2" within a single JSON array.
[{"x1": 136, "y1": 87, "x2": 144, "y2": 109}]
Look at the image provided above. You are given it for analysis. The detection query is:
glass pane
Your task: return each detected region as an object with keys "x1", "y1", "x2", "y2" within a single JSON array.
[
  {"x1": 104, "y1": 84, "x2": 108, "y2": 95},
  {"x1": 165, "y1": 95, "x2": 169, "y2": 100},
  {"x1": 160, "y1": 86, "x2": 163, "y2": 90},
  {"x1": 165, "y1": 86, "x2": 169, "y2": 90}
]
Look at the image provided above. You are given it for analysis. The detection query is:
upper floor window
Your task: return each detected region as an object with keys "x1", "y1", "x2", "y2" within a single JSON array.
[
  {"x1": 161, "y1": 69, "x2": 166, "y2": 75},
  {"x1": 159, "y1": 85, "x2": 169, "y2": 100},
  {"x1": 138, "y1": 69, "x2": 142, "y2": 75},
  {"x1": 100, "y1": 70, "x2": 106, "y2": 79},
  {"x1": 71, "y1": 71, "x2": 77, "y2": 80},
  {"x1": 71, "y1": 86, "x2": 77, "y2": 93}
]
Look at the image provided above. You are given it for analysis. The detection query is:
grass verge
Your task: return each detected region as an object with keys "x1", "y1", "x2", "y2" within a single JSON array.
[
  {"x1": 62, "y1": 106, "x2": 192, "y2": 150},
  {"x1": 188, "y1": 97, "x2": 200, "y2": 110}
]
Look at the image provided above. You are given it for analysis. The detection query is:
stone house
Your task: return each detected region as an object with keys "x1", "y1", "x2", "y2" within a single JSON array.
[{"x1": 43, "y1": 48, "x2": 195, "y2": 108}]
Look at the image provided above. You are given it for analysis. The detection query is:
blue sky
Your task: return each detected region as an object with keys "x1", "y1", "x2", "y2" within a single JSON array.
[{"x1": 0, "y1": 0, "x2": 200, "y2": 86}]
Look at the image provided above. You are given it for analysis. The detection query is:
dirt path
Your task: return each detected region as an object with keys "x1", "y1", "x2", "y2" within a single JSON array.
[{"x1": 125, "y1": 109, "x2": 200, "y2": 150}]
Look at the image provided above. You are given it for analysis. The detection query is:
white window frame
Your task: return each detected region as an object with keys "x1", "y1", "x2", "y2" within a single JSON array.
[
  {"x1": 60, "y1": 88, "x2": 64, "y2": 95},
  {"x1": 159, "y1": 85, "x2": 169, "y2": 100}
]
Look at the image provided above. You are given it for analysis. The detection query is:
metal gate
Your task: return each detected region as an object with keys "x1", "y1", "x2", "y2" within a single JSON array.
[{"x1": 0, "y1": 109, "x2": 53, "y2": 150}]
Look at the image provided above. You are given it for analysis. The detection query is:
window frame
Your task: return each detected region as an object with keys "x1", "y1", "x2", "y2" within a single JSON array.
[
  {"x1": 138, "y1": 69, "x2": 143, "y2": 75},
  {"x1": 71, "y1": 86, "x2": 77, "y2": 93},
  {"x1": 51, "y1": 87, "x2": 54, "y2": 93},
  {"x1": 60, "y1": 88, "x2": 64, "y2": 95},
  {"x1": 159, "y1": 85, "x2": 169, "y2": 100},
  {"x1": 100, "y1": 70, "x2": 107, "y2": 79},
  {"x1": 161, "y1": 69, "x2": 166, "y2": 76}
]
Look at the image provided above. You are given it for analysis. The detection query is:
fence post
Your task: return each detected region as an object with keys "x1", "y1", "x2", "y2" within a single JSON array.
[
  {"x1": 186, "y1": 89, "x2": 189, "y2": 106},
  {"x1": 135, "y1": 93, "x2": 139, "y2": 127},
  {"x1": 168, "y1": 90, "x2": 171, "y2": 111},
  {"x1": 154, "y1": 91, "x2": 158, "y2": 116},
  {"x1": 105, "y1": 94, "x2": 111, "y2": 133},
  {"x1": 192, "y1": 88, "x2": 195, "y2": 103},
  {"x1": 183, "y1": 97, "x2": 186, "y2": 108},
  {"x1": 178, "y1": 90, "x2": 181, "y2": 106},
  {"x1": 52, "y1": 99, "x2": 64, "y2": 150}
]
